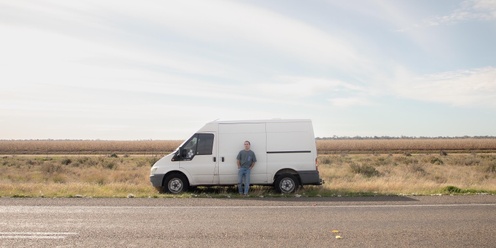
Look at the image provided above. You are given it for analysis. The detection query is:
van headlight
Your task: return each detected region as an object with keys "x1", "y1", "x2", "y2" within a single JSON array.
[{"x1": 150, "y1": 167, "x2": 158, "y2": 176}]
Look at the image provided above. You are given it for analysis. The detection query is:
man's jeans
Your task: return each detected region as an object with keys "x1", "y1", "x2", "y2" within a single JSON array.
[{"x1": 238, "y1": 167, "x2": 251, "y2": 195}]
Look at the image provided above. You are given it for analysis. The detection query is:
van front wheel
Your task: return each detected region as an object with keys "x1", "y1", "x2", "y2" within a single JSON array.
[
  {"x1": 274, "y1": 174, "x2": 299, "y2": 194},
  {"x1": 163, "y1": 174, "x2": 189, "y2": 194}
]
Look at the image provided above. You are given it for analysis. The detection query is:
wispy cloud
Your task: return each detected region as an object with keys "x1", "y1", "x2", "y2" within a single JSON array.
[
  {"x1": 434, "y1": 0, "x2": 496, "y2": 24},
  {"x1": 0, "y1": 0, "x2": 370, "y2": 89},
  {"x1": 396, "y1": 0, "x2": 496, "y2": 32},
  {"x1": 101, "y1": 0, "x2": 366, "y2": 72},
  {"x1": 253, "y1": 76, "x2": 363, "y2": 98},
  {"x1": 1, "y1": 0, "x2": 376, "y2": 110},
  {"x1": 393, "y1": 66, "x2": 496, "y2": 108}
]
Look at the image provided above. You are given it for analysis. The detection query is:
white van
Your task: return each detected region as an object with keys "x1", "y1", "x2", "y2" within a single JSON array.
[{"x1": 150, "y1": 119, "x2": 323, "y2": 194}]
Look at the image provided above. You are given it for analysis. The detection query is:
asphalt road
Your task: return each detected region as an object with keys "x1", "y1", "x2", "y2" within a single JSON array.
[{"x1": 0, "y1": 195, "x2": 495, "y2": 247}]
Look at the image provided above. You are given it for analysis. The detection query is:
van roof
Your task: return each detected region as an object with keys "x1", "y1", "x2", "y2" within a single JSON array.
[{"x1": 208, "y1": 119, "x2": 312, "y2": 124}]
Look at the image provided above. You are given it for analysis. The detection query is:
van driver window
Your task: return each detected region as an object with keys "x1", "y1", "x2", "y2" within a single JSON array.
[
  {"x1": 196, "y1": 134, "x2": 214, "y2": 155},
  {"x1": 182, "y1": 136, "x2": 198, "y2": 159},
  {"x1": 180, "y1": 133, "x2": 214, "y2": 160}
]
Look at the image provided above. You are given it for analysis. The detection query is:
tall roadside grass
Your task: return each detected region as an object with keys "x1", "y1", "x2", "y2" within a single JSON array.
[{"x1": 0, "y1": 154, "x2": 495, "y2": 198}]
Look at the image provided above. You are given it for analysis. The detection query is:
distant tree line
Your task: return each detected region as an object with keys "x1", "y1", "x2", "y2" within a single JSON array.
[{"x1": 315, "y1": 136, "x2": 496, "y2": 140}]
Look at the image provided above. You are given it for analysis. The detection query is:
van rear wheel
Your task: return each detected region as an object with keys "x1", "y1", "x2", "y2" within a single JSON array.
[
  {"x1": 163, "y1": 173, "x2": 189, "y2": 194},
  {"x1": 274, "y1": 174, "x2": 299, "y2": 194}
]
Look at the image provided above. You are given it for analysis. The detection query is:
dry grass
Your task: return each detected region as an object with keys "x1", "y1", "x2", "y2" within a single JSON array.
[
  {"x1": 1, "y1": 153, "x2": 495, "y2": 197},
  {"x1": 2, "y1": 139, "x2": 494, "y2": 197},
  {"x1": 0, "y1": 155, "x2": 159, "y2": 197},
  {"x1": 313, "y1": 153, "x2": 496, "y2": 195}
]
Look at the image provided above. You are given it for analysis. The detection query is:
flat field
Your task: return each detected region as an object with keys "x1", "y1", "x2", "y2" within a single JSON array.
[
  {"x1": 318, "y1": 138, "x2": 496, "y2": 154},
  {"x1": 0, "y1": 139, "x2": 495, "y2": 197},
  {"x1": 2, "y1": 138, "x2": 496, "y2": 155},
  {"x1": 0, "y1": 140, "x2": 182, "y2": 155}
]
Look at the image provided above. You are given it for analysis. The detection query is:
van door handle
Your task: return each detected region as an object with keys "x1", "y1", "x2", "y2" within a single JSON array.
[
  {"x1": 213, "y1": 157, "x2": 217, "y2": 162},
  {"x1": 222, "y1": 157, "x2": 225, "y2": 162}
]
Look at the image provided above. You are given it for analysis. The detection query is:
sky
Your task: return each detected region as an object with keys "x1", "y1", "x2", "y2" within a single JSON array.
[{"x1": 1, "y1": 0, "x2": 496, "y2": 140}]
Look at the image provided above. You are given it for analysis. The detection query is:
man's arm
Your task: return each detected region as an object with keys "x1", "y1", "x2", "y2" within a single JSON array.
[
  {"x1": 250, "y1": 151, "x2": 256, "y2": 169},
  {"x1": 236, "y1": 151, "x2": 241, "y2": 169}
]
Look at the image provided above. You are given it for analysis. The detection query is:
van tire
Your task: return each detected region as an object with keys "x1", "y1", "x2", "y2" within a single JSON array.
[
  {"x1": 274, "y1": 173, "x2": 299, "y2": 194},
  {"x1": 163, "y1": 173, "x2": 189, "y2": 194}
]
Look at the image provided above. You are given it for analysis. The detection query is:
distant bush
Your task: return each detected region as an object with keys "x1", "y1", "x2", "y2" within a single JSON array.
[
  {"x1": 61, "y1": 158, "x2": 72, "y2": 165},
  {"x1": 349, "y1": 163, "x2": 380, "y2": 177},
  {"x1": 103, "y1": 161, "x2": 117, "y2": 170}
]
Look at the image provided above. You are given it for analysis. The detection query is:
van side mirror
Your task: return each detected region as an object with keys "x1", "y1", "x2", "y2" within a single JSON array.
[
  {"x1": 180, "y1": 148, "x2": 188, "y2": 158},
  {"x1": 172, "y1": 149, "x2": 185, "y2": 161},
  {"x1": 171, "y1": 150, "x2": 179, "y2": 161}
]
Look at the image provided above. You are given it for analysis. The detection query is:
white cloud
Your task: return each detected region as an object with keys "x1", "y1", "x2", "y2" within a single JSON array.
[
  {"x1": 328, "y1": 97, "x2": 371, "y2": 107},
  {"x1": 253, "y1": 76, "x2": 358, "y2": 98},
  {"x1": 393, "y1": 67, "x2": 496, "y2": 107},
  {"x1": 472, "y1": 0, "x2": 496, "y2": 17}
]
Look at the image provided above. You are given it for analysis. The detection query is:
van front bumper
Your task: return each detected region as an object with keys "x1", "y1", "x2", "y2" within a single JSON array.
[{"x1": 150, "y1": 174, "x2": 165, "y2": 188}]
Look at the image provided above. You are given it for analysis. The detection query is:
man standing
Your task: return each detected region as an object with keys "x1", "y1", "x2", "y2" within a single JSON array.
[{"x1": 237, "y1": 141, "x2": 257, "y2": 196}]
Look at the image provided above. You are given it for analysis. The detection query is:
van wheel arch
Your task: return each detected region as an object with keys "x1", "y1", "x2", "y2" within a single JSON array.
[
  {"x1": 162, "y1": 172, "x2": 189, "y2": 194},
  {"x1": 274, "y1": 170, "x2": 300, "y2": 194}
]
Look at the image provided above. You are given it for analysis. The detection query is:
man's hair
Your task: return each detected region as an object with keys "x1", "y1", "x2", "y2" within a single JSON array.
[{"x1": 244, "y1": 141, "x2": 251, "y2": 145}]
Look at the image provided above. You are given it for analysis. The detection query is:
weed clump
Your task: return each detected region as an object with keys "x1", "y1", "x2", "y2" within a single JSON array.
[
  {"x1": 430, "y1": 157, "x2": 444, "y2": 165},
  {"x1": 485, "y1": 162, "x2": 496, "y2": 173},
  {"x1": 42, "y1": 162, "x2": 64, "y2": 174},
  {"x1": 443, "y1": 185, "x2": 462, "y2": 193},
  {"x1": 103, "y1": 161, "x2": 117, "y2": 170},
  {"x1": 319, "y1": 156, "x2": 332, "y2": 165},
  {"x1": 408, "y1": 164, "x2": 427, "y2": 176}
]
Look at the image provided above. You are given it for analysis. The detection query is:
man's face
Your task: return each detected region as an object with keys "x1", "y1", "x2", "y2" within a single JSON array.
[{"x1": 244, "y1": 142, "x2": 250, "y2": 150}]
